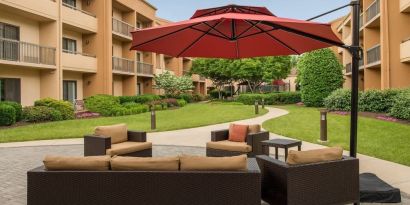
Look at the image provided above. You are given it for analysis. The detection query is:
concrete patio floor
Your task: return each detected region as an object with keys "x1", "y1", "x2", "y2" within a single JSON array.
[{"x1": 1, "y1": 107, "x2": 409, "y2": 204}]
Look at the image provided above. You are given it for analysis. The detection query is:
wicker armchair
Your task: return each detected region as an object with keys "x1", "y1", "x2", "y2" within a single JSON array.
[
  {"x1": 84, "y1": 131, "x2": 152, "y2": 157},
  {"x1": 256, "y1": 155, "x2": 360, "y2": 205},
  {"x1": 206, "y1": 129, "x2": 269, "y2": 157}
]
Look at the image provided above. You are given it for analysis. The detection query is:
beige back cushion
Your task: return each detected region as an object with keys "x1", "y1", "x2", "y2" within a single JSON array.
[
  {"x1": 111, "y1": 156, "x2": 179, "y2": 171},
  {"x1": 95, "y1": 123, "x2": 128, "y2": 144},
  {"x1": 43, "y1": 155, "x2": 111, "y2": 171},
  {"x1": 286, "y1": 147, "x2": 343, "y2": 165},
  {"x1": 180, "y1": 155, "x2": 247, "y2": 171},
  {"x1": 248, "y1": 124, "x2": 261, "y2": 134}
]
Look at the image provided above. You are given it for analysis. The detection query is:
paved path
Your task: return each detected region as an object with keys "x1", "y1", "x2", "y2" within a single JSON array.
[{"x1": 1, "y1": 107, "x2": 410, "y2": 204}]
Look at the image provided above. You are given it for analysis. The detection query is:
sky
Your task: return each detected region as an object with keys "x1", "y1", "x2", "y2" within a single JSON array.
[{"x1": 147, "y1": 0, "x2": 351, "y2": 23}]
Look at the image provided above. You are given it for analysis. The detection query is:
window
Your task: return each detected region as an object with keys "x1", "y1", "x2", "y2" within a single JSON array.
[
  {"x1": 137, "y1": 83, "x2": 142, "y2": 95},
  {"x1": 63, "y1": 80, "x2": 77, "y2": 103},
  {"x1": 0, "y1": 22, "x2": 19, "y2": 61},
  {"x1": 63, "y1": 0, "x2": 76, "y2": 7},
  {"x1": 137, "y1": 52, "x2": 143, "y2": 62},
  {"x1": 62, "y1": 38, "x2": 77, "y2": 54},
  {"x1": 0, "y1": 78, "x2": 21, "y2": 103}
]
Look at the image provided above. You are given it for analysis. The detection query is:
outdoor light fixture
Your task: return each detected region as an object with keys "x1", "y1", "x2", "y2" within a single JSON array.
[{"x1": 319, "y1": 109, "x2": 328, "y2": 143}]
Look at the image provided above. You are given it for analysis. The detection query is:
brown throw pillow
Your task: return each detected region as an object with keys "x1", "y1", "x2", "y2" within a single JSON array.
[
  {"x1": 43, "y1": 155, "x2": 111, "y2": 171},
  {"x1": 180, "y1": 155, "x2": 247, "y2": 171},
  {"x1": 95, "y1": 123, "x2": 128, "y2": 144},
  {"x1": 248, "y1": 124, "x2": 261, "y2": 134},
  {"x1": 228, "y1": 124, "x2": 248, "y2": 142},
  {"x1": 286, "y1": 147, "x2": 343, "y2": 165},
  {"x1": 111, "y1": 156, "x2": 179, "y2": 171}
]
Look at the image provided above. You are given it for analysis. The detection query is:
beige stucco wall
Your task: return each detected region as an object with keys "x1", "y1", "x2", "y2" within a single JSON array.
[
  {"x1": 63, "y1": 71, "x2": 84, "y2": 100},
  {"x1": 63, "y1": 30, "x2": 83, "y2": 52},
  {"x1": 112, "y1": 39, "x2": 123, "y2": 57},
  {"x1": 0, "y1": 67, "x2": 41, "y2": 106},
  {"x1": 0, "y1": 10, "x2": 40, "y2": 43},
  {"x1": 113, "y1": 75, "x2": 123, "y2": 96}
]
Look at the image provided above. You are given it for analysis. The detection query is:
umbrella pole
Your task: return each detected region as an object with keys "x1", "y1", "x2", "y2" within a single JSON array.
[{"x1": 349, "y1": 0, "x2": 361, "y2": 158}]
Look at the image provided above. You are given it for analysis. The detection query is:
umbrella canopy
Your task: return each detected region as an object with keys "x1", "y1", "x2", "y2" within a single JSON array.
[{"x1": 131, "y1": 5, "x2": 343, "y2": 59}]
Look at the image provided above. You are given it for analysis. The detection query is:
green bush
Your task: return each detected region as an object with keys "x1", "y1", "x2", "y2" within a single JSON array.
[
  {"x1": 236, "y1": 92, "x2": 301, "y2": 105},
  {"x1": 34, "y1": 98, "x2": 74, "y2": 120},
  {"x1": 297, "y1": 48, "x2": 344, "y2": 107},
  {"x1": 22, "y1": 106, "x2": 63, "y2": 122},
  {"x1": 177, "y1": 93, "x2": 193, "y2": 103},
  {"x1": 0, "y1": 101, "x2": 22, "y2": 121},
  {"x1": 324, "y1": 89, "x2": 352, "y2": 111},
  {"x1": 85, "y1": 95, "x2": 121, "y2": 116},
  {"x1": 118, "y1": 94, "x2": 161, "y2": 104},
  {"x1": 209, "y1": 90, "x2": 227, "y2": 99},
  {"x1": 177, "y1": 99, "x2": 187, "y2": 107},
  {"x1": 389, "y1": 90, "x2": 410, "y2": 120},
  {"x1": 359, "y1": 89, "x2": 401, "y2": 113},
  {"x1": 0, "y1": 104, "x2": 16, "y2": 126},
  {"x1": 192, "y1": 94, "x2": 206, "y2": 102}
]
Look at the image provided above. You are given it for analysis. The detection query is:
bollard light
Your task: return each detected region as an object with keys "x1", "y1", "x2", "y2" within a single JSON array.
[
  {"x1": 151, "y1": 109, "x2": 156, "y2": 130},
  {"x1": 261, "y1": 99, "x2": 265, "y2": 109},
  {"x1": 254, "y1": 101, "x2": 259, "y2": 115},
  {"x1": 319, "y1": 109, "x2": 328, "y2": 142}
]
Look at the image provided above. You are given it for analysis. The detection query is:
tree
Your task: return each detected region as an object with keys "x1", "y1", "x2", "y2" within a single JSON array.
[
  {"x1": 154, "y1": 71, "x2": 194, "y2": 96},
  {"x1": 231, "y1": 56, "x2": 292, "y2": 93},
  {"x1": 192, "y1": 58, "x2": 234, "y2": 99},
  {"x1": 297, "y1": 48, "x2": 344, "y2": 107}
]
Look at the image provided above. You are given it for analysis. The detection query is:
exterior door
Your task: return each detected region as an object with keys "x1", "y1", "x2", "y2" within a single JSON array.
[
  {"x1": 63, "y1": 80, "x2": 77, "y2": 103},
  {"x1": 0, "y1": 78, "x2": 21, "y2": 103},
  {"x1": 137, "y1": 82, "x2": 142, "y2": 95}
]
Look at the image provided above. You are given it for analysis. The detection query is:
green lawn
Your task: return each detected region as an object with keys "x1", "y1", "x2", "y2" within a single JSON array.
[
  {"x1": 263, "y1": 105, "x2": 410, "y2": 166},
  {"x1": 0, "y1": 103, "x2": 267, "y2": 143}
]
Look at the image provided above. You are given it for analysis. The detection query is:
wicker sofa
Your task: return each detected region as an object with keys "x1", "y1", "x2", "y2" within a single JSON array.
[
  {"x1": 206, "y1": 128, "x2": 269, "y2": 157},
  {"x1": 84, "y1": 130, "x2": 152, "y2": 157},
  {"x1": 256, "y1": 155, "x2": 360, "y2": 205},
  {"x1": 27, "y1": 158, "x2": 261, "y2": 205}
]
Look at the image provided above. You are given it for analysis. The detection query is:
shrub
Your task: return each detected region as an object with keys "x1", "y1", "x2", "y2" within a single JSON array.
[
  {"x1": 192, "y1": 94, "x2": 206, "y2": 102},
  {"x1": 85, "y1": 95, "x2": 121, "y2": 116},
  {"x1": 163, "y1": 98, "x2": 179, "y2": 107},
  {"x1": 177, "y1": 93, "x2": 193, "y2": 103},
  {"x1": 0, "y1": 101, "x2": 22, "y2": 121},
  {"x1": 209, "y1": 90, "x2": 227, "y2": 99},
  {"x1": 389, "y1": 90, "x2": 410, "y2": 120},
  {"x1": 119, "y1": 94, "x2": 161, "y2": 104},
  {"x1": 0, "y1": 104, "x2": 16, "y2": 126},
  {"x1": 324, "y1": 89, "x2": 352, "y2": 111},
  {"x1": 121, "y1": 102, "x2": 149, "y2": 114},
  {"x1": 359, "y1": 89, "x2": 401, "y2": 113},
  {"x1": 177, "y1": 99, "x2": 187, "y2": 107},
  {"x1": 22, "y1": 106, "x2": 63, "y2": 122},
  {"x1": 297, "y1": 48, "x2": 344, "y2": 107},
  {"x1": 35, "y1": 98, "x2": 74, "y2": 120},
  {"x1": 236, "y1": 92, "x2": 301, "y2": 105}
]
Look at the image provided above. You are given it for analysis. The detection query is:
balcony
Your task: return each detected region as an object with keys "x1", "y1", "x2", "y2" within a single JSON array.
[
  {"x1": 199, "y1": 76, "x2": 206, "y2": 81},
  {"x1": 112, "y1": 18, "x2": 134, "y2": 41},
  {"x1": 112, "y1": 56, "x2": 135, "y2": 75},
  {"x1": 400, "y1": 38, "x2": 410, "y2": 63},
  {"x1": 0, "y1": 0, "x2": 58, "y2": 21},
  {"x1": 62, "y1": 3, "x2": 97, "y2": 33},
  {"x1": 136, "y1": 61, "x2": 154, "y2": 76},
  {"x1": 366, "y1": 44, "x2": 381, "y2": 68},
  {"x1": 401, "y1": 0, "x2": 410, "y2": 12},
  {"x1": 0, "y1": 38, "x2": 56, "y2": 69},
  {"x1": 365, "y1": 0, "x2": 380, "y2": 28},
  {"x1": 62, "y1": 50, "x2": 97, "y2": 73}
]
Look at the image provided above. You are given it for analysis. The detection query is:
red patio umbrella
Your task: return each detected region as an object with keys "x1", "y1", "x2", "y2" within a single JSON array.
[{"x1": 130, "y1": 4, "x2": 343, "y2": 59}]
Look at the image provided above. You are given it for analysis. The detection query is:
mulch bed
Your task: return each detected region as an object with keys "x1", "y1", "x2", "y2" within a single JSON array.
[{"x1": 330, "y1": 111, "x2": 410, "y2": 125}]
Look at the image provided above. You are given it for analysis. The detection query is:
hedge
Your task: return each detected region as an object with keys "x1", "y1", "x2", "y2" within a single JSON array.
[
  {"x1": 324, "y1": 89, "x2": 352, "y2": 111},
  {"x1": 0, "y1": 101, "x2": 22, "y2": 121},
  {"x1": 118, "y1": 94, "x2": 161, "y2": 104},
  {"x1": 236, "y1": 92, "x2": 301, "y2": 105},
  {"x1": 0, "y1": 104, "x2": 16, "y2": 126},
  {"x1": 359, "y1": 89, "x2": 401, "y2": 113},
  {"x1": 85, "y1": 95, "x2": 121, "y2": 116},
  {"x1": 22, "y1": 106, "x2": 63, "y2": 122},
  {"x1": 177, "y1": 99, "x2": 187, "y2": 107},
  {"x1": 389, "y1": 90, "x2": 410, "y2": 120},
  {"x1": 34, "y1": 98, "x2": 74, "y2": 120}
]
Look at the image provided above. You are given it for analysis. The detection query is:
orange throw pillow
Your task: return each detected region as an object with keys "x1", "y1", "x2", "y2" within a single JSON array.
[{"x1": 228, "y1": 124, "x2": 249, "y2": 142}]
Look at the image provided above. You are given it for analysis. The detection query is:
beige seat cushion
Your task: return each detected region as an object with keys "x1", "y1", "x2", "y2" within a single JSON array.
[
  {"x1": 206, "y1": 140, "x2": 252, "y2": 153},
  {"x1": 95, "y1": 123, "x2": 128, "y2": 144},
  {"x1": 180, "y1": 155, "x2": 247, "y2": 171},
  {"x1": 106, "y1": 141, "x2": 152, "y2": 156},
  {"x1": 287, "y1": 147, "x2": 344, "y2": 165},
  {"x1": 111, "y1": 156, "x2": 179, "y2": 171},
  {"x1": 248, "y1": 124, "x2": 261, "y2": 134},
  {"x1": 43, "y1": 155, "x2": 110, "y2": 171}
]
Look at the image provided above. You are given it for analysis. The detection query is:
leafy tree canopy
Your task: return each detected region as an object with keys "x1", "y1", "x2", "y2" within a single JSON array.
[{"x1": 154, "y1": 71, "x2": 194, "y2": 96}]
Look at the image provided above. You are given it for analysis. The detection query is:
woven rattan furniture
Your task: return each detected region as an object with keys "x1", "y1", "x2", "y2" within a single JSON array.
[
  {"x1": 84, "y1": 130, "x2": 152, "y2": 157},
  {"x1": 27, "y1": 159, "x2": 261, "y2": 205},
  {"x1": 206, "y1": 128, "x2": 269, "y2": 157},
  {"x1": 256, "y1": 155, "x2": 360, "y2": 205},
  {"x1": 261, "y1": 139, "x2": 302, "y2": 161}
]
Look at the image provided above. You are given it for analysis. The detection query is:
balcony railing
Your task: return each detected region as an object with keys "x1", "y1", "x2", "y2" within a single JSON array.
[
  {"x1": 112, "y1": 18, "x2": 134, "y2": 37},
  {"x1": 400, "y1": 38, "x2": 410, "y2": 62},
  {"x1": 62, "y1": 2, "x2": 95, "y2": 17},
  {"x1": 136, "y1": 61, "x2": 154, "y2": 75},
  {"x1": 62, "y1": 49, "x2": 96, "y2": 58},
  {"x1": 366, "y1": 0, "x2": 380, "y2": 23},
  {"x1": 367, "y1": 44, "x2": 381, "y2": 65},
  {"x1": 345, "y1": 63, "x2": 352, "y2": 74},
  {"x1": 0, "y1": 38, "x2": 56, "y2": 65},
  {"x1": 112, "y1": 56, "x2": 135, "y2": 73}
]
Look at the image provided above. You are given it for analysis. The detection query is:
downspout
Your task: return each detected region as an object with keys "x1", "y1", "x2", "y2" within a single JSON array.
[{"x1": 381, "y1": 0, "x2": 390, "y2": 89}]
